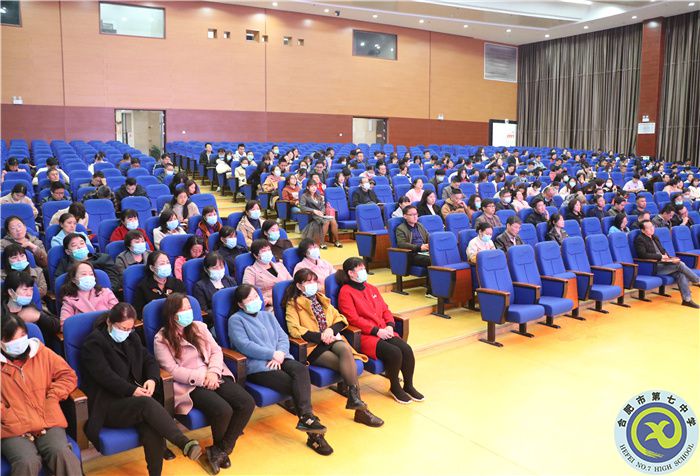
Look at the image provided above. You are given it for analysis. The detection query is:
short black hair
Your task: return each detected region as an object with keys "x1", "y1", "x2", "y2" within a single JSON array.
[
  {"x1": 476, "y1": 222, "x2": 492, "y2": 233},
  {"x1": 50, "y1": 181, "x2": 66, "y2": 191},
  {"x1": 506, "y1": 215, "x2": 522, "y2": 226},
  {"x1": 250, "y1": 239, "x2": 270, "y2": 257},
  {"x1": 661, "y1": 203, "x2": 675, "y2": 214},
  {"x1": 125, "y1": 177, "x2": 137, "y2": 186}
]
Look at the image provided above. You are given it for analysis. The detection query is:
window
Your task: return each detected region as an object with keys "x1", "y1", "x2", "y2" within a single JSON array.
[
  {"x1": 297, "y1": 38, "x2": 304, "y2": 46},
  {"x1": 283, "y1": 36, "x2": 292, "y2": 46},
  {"x1": 353, "y1": 30, "x2": 397, "y2": 60},
  {"x1": 223, "y1": 31, "x2": 231, "y2": 39},
  {"x1": 261, "y1": 35, "x2": 269, "y2": 43},
  {"x1": 246, "y1": 30, "x2": 259, "y2": 41},
  {"x1": 1, "y1": 1, "x2": 21, "y2": 26},
  {"x1": 99, "y1": 2, "x2": 164, "y2": 39},
  {"x1": 208, "y1": 28, "x2": 217, "y2": 39}
]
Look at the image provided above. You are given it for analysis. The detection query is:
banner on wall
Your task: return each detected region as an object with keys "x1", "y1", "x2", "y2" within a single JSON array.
[{"x1": 489, "y1": 119, "x2": 518, "y2": 147}]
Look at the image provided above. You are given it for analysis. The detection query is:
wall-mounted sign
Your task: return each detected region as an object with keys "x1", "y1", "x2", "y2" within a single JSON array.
[{"x1": 637, "y1": 122, "x2": 656, "y2": 134}]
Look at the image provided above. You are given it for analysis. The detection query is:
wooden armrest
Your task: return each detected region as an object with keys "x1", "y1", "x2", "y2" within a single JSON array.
[
  {"x1": 540, "y1": 276, "x2": 568, "y2": 283},
  {"x1": 619, "y1": 261, "x2": 638, "y2": 269},
  {"x1": 428, "y1": 265, "x2": 458, "y2": 273},
  {"x1": 68, "y1": 388, "x2": 89, "y2": 450},
  {"x1": 340, "y1": 325, "x2": 361, "y2": 351},
  {"x1": 221, "y1": 348, "x2": 247, "y2": 384},
  {"x1": 512, "y1": 282, "x2": 541, "y2": 290},
  {"x1": 676, "y1": 251, "x2": 699, "y2": 258},
  {"x1": 475, "y1": 288, "x2": 510, "y2": 297},
  {"x1": 590, "y1": 265, "x2": 616, "y2": 273},
  {"x1": 159, "y1": 369, "x2": 175, "y2": 416},
  {"x1": 355, "y1": 231, "x2": 379, "y2": 237},
  {"x1": 388, "y1": 247, "x2": 412, "y2": 254},
  {"x1": 633, "y1": 258, "x2": 659, "y2": 263},
  {"x1": 392, "y1": 316, "x2": 409, "y2": 341},
  {"x1": 570, "y1": 270, "x2": 594, "y2": 277},
  {"x1": 289, "y1": 337, "x2": 308, "y2": 362}
]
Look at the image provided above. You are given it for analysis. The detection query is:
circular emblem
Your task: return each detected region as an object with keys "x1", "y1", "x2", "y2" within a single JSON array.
[{"x1": 615, "y1": 390, "x2": 697, "y2": 474}]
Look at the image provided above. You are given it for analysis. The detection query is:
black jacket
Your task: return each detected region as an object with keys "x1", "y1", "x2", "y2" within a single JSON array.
[
  {"x1": 199, "y1": 151, "x2": 213, "y2": 166},
  {"x1": 526, "y1": 211, "x2": 548, "y2": 226},
  {"x1": 132, "y1": 275, "x2": 186, "y2": 315},
  {"x1": 351, "y1": 188, "x2": 379, "y2": 208},
  {"x1": 55, "y1": 253, "x2": 121, "y2": 292},
  {"x1": 546, "y1": 228, "x2": 568, "y2": 246},
  {"x1": 493, "y1": 231, "x2": 523, "y2": 252},
  {"x1": 81, "y1": 325, "x2": 161, "y2": 450},
  {"x1": 193, "y1": 276, "x2": 236, "y2": 314},
  {"x1": 417, "y1": 203, "x2": 442, "y2": 219},
  {"x1": 213, "y1": 243, "x2": 247, "y2": 277},
  {"x1": 587, "y1": 207, "x2": 606, "y2": 222},
  {"x1": 114, "y1": 184, "x2": 147, "y2": 211},
  {"x1": 634, "y1": 233, "x2": 666, "y2": 261}
]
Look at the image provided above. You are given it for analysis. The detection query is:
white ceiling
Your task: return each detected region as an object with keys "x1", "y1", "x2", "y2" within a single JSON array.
[{"x1": 221, "y1": 0, "x2": 699, "y2": 45}]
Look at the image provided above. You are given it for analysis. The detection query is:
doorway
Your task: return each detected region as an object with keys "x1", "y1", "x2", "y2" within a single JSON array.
[
  {"x1": 353, "y1": 117, "x2": 388, "y2": 145},
  {"x1": 115, "y1": 109, "x2": 165, "y2": 155}
]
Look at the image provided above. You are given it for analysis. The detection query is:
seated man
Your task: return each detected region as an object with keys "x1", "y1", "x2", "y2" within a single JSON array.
[
  {"x1": 395, "y1": 205, "x2": 432, "y2": 296},
  {"x1": 474, "y1": 199, "x2": 502, "y2": 228},
  {"x1": 608, "y1": 196, "x2": 626, "y2": 217},
  {"x1": 114, "y1": 177, "x2": 147, "y2": 212},
  {"x1": 351, "y1": 177, "x2": 379, "y2": 207},
  {"x1": 494, "y1": 215, "x2": 523, "y2": 252},
  {"x1": 634, "y1": 220, "x2": 699, "y2": 308},
  {"x1": 526, "y1": 197, "x2": 549, "y2": 226},
  {"x1": 651, "y1": 204, "x2": 674, "y2": 230},
  {"x1": 623, "y1": 174, "x2": 645, "y2": 193},
  {"x1": 629, "y1": 195, "x2": 647, "y2": 216},
  {"x1": 441, "y1": 176, "x2": 463, "y2": 200},
  {"x1": 467, "y1": 222, "x2": 495, "y2": 265},
  {"x1": 671, "y1": 204, "x2": 694, "y2": 228},
  {"x1": 43, "y1": 181, "x2": 71, "y2": 203},
  {"x1": 440, "y1": 190, "x2": 469, "y2": 217}
]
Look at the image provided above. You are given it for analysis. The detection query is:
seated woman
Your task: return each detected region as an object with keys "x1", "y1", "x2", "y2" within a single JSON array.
[
  {"x1": 0, "y1": 313, "x2": 82, "y2": 476},
  {"x1": 564, "y1": 198, "x2": 585, "y2": 224},
  {"x1": 174, "y1": 235, "x2": 206, "y2": 281},
  {"x1": 81, "y1": 303, "x2": 203, "y2": 476},
  {"x1": 545, "y1": 213, "x2": 569, "y2": 246},
  {"x1": 391, "y1": 196, "x2": 412, "y2": 218},
  {"x1": 1, "y1": 216, "x2": 48, "y2": 268},
  {"x1": 608, "y1": 213, "x2": 630, "y2": 234},
  {"x1": 0, "y1": 183, "x2": 38, "y2": 217},
  {"x1": 405, "y1": 178, "x2": 425, "y2": 203},
  {"x1": 299, "y1": 180, "x2": 341, "y2": 250},
  {"x1": 59, "y1": 261, "x2": 119, "y2": 329},
  {"x1": 308, "y1": 173, "x2": 326, "y2": 196},
  {"x1": 242, "y1": 239, "x2": 292, "y2": 311},
  {"x1": 194, "y1": 206, "x2": 222, "y2": 252},
  {"x1": 281, "y1": 174, "x2": 302, "y2": 213},
  {"x1": 193, "y1": 252, "x2": 236, "y2": 317},
  {"x1": 337, "y1": 257, "x2": 423, "y2": 404},
  {"x1": 115, "y1": 230, "x2": 151, "y2": 275},
  {"x1": 331, "y1": 172, "x2": 348, "y2": 194},
  {"x1": 416, "y1": 190, "x2": 442, "y2": 219},
  {"x1": 511, "y1": 187, "x2": 531, "y2": 213},
  {"x1": 466, "y1": 222, "x2": 495, "y2": 265},
  {"x1": 228, "y1": 284, "x2": 331, "y2": 455},
  {"x1": 284, "y1": 269, "x2": 383, "y2": 427},
  {"x1": 293, "y1": 238, "x2": 335, "y2": 293},
  {"x1": 261, "y1": 219, "x2": 293, "y2": 261},
  {"x1": 1, "y1": 271, "x2": 60, "y2": 343},
  {"x1": 50, "y1": 213, "x2": 88, "y2": 249},
  {"x1": 1, "y1": 243, "x2": 48, "y2": 298},
  {"x1": 236, "y1": 200, "x2": 263, "y2": 248},
  {"x1": 261, "y1": 165, "x2": 284, "y2": 207},
  {"x1": 110, "y1": 209, "x2": 154, "y2": 250},
  {"x1": 185, "y1": 179, "x2": 200, "y2": 197},
  {"x1": 162, "y1": 189, "x2": 199, "y2": 232},
  {"x1": 133, "y1": 251, "x2": 186, "y2": 315},
  {"x1": 213, "y1": 226, "x2": 246, "y2": 276},
  {"x1": 55, "y1": 233, "x2": 121, "y2": 291},
  {"x1": 154, "y1": 293, "x2": 255, "y2": 474},
  {"x1": 153, "y1": 210, "x2": 187, "y2": 250}
]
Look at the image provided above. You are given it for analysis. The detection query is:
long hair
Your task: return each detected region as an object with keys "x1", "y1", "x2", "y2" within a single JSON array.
[
  {"x1": 335, "y1": 257, "x2": 364, "y2": 286},
  {"x1": 161, "y1": 293, "x2": 205, "y2": 360},
  {"x1": 61, "y1": 261, "x2": 103, "y2": 298},
  {"x1": 282, "y1": 268, "x2": 319, "y2": 311},
  {"x1": 95, "y1": 302, "x2": 137, "y2": 329}
]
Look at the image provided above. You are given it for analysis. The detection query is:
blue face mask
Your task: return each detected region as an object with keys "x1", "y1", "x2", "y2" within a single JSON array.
[
  {"x1": 354, "y1": 269, "x2": 368, "y2": 283},
  {"x1": 13, "y1": 293, "x2": 32, "y2": 307},
  {"x1": 131, "y1": 242, "x2": 147, "y2": 255},
  {"x1": 109, "y1": 326, "x2": 130, "y2": 343},
  {"x1": 249, "y1": 210, "x2": 261, "y2": 220},
  {"x1": 205, "y1": 215, "x2": 218, "y2": 226},
  {"x1": 268, "y1": 231, "x2": 280, "y2": 242},
  {"x1": 166, "y1": 220, "x2": 179, "y2": 231},
  {"x1": 259, "y1": 251, "x2": 273, "y2": 264},
  {"x1": 77, "y1": 276, "x2": 96, "y2": 291},
  {"x1": 307, "y1": 248, "x2": 321, "y2": 260},
  {"x1": 72, "y1": 247, "x2": 89, "y2": 260},
  {"x1": 474, "y1": 201, "x2": 482, "y2": 210},
  {"x1": 10, "y1": 260, "x2": 28, "y2": 271},
  {"x1": 155, "y1": 264, "x2": 172, "y2": 279},
  {"x1": 225, "y1": 237, "x2": 237, "y2": 249},
  {"x1": 303, "y1": 282, "x2": 318, "y2": 297},
  {"x1": 125, "y1": 219, "x2": 139, "y2": 231},
  {"x1": 3, "y1": 335, "x2": 29, "y2": 356},
  {"x1": 176, "y1": 309, "x2": 194, "y2": 327},
  {"x1": 208, "y1": 268, "x2": 225, "y2": 281},
  {"x1": 480, "y1": 234, "x2": 492, "y2": 243},
  {"x1": 244, "y1": 298, "x2": 263, "y2": 314}
]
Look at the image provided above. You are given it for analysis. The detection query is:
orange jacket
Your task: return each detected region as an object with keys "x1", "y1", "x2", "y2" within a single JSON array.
[{"x1": 1, "y1": 339, "x2": 77, "y2": 438}]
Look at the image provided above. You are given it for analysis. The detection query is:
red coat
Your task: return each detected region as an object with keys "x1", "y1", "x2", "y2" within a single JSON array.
[
  {"x1": 109, "y1": 225, "x2": 154, "y2": 250},
  {"x1": 337, "y1": 282, "x2": 395, "y2": 359}
]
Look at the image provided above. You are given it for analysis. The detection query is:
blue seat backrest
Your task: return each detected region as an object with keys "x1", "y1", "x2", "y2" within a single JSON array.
[
  {"x1": 429, "y1": 231, "x2": 461, "y2": 266},
  {"x1": 0, "y1": 203, "x2": 37, "y2": 234},
  {"x1": 41, "y1": 200, "x2": 72, "y2": 231},
  {"x1": 671, "y1": 226, "x2": 695, "y2": 252},
  {"x1": 374, "y1": 185, "x2": 393, "y2": 204},
  {"x1": 190, "y1": 193, "x2": 218, "y2": 214},
  {"x1": 121, "y1": 196, "x2": 152, "y2": 226},
  {"x1": 445, "y1": 213, "x2": 470, "y2": 236},
  {"x1": 418, "y1": 215, "x2": 444, "y2": 234},
  {"x1": 479, "y1": 182, "x2": 496, "y2": 198},
  {"x1": 324, "y1": 274, "x2": 340, "y2": 308},
  {"x1": 63, "y1": 311, "x2": 107, "y2": 386},
  {"x1": 356, "y1": 204, "x2": 385, "y2": 232},
  {"x1": 157, "y1": 195, "x2": 173, "y2": 212},
  {"x1": 535, "y1": 241, "x2": 567, "y2": 275},
  {"x1": 271, "y1": 280, "x2": 294, "y2": 333},
  {"x1": 563, "y1": 220, "x2": 581, "y2": 237},
  {"x1": 654, "y1": 227, "x2": 675, "y2": 256},
  {"x1": 97, "y1": 219, "x2": 121, "y2": 253},
  {"x1": 460, "y1": 183, "x2": 477, "y2": 198},
  {"x1": 388, "y1": 217, "x2": 403, "y2": 248},
  {"x1": 581, "y1": 217, "x2": 602, "y2": 237},
  {"x1": 517, "y1": 223, "x2": 537, "y2": 248},
  {"x1": 602, "y1": 216, "x2": 615, "y2": 234},
  {"x1": 26, "y1": 322, "x2": 44, "y2": 343},
  {"x1": 325, "y1": 187, "x2": 351, "y2": 220},
  {"x1": 234, "y1": 253, "x2": 254, "y2": 285},
  {"x1": 227, "y1": 212, "x2": 244, "y2": 229},
  {"x1": 123, "y1": 264, "x2": 146, "y2": 304},
  {"x1": 608, "y1": 232, "x2": 634, "y2": 263},
  {"x1": 507, "y1": 245, "x2": 542, "y2": 285},
  {"x1": 586, "y1": 234, "x2": 614, "y2": 266},
  {"x1": 182, "y1": 258, "x2": 204, "y2": 295},
  {"x1": 105, "y1": 241, "x2": 126, "y2": 260},
  {"x1": 143, "y1": 296, "x2": 202, "y2": 354},
  {"x1": 536, "y1": 222, "x2": 548, "y2": 242},
  {"x1": 476, "y1": 250, "x2": 513, "y2": 294},
  {"x1": 160, "y1": 233, "x2": 193, "y2": 263},
  {"x1": 562, "y1": 236, "x2": 591, "y2": 272},
  {"x1": 84, "y1": 199, "x2": 116, "y2": 232},
  {"x1": 282, "y1": 247, "x2": 302, "y2": 275}
]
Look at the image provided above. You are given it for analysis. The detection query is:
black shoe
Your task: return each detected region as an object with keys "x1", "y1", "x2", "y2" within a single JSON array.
[
  {"x1": 219, "y1": 454, "x2": 231, "y2": 469},
  {"x1": 184, "y1": 440, "x2": 203, "y2": 461},
  {"x1": 296, "y1": 414, "x2": 327, "y2": 434},
  {"x1": 205, "y1": 446, "x2": 221, "y2": 475},
  {"x1": 306, "y1": 434, "x2": 334, "y2": 456},
  {"x1": 682, "y1": 300, "x2": 700, "y2": 309},
  {"x1": 345, "y1": 385, "x2": 367, "y2": 410},
  {"x1": 354, "y1": 408, "x2": 384, "y2": 427},
  {"x1": 390, "y1": 387, "x2": 412, "y2": 404},
  {"x1": 404, "y1": 385, "x2": 425, "y2": 402},
  {"x1": 164, "y1": 448, "x2": 176, "y2": 460}
]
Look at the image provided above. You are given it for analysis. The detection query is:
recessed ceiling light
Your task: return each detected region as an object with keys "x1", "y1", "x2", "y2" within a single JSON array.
[
  {"x1": 583, "y1": 25, "x2": 589, "y2": 29},
  {"x1": 632, "y1": 15, "x2": 638, "y2": 19},
  {"x1": 324, "y1": 8, "x2": 329, "y2": 13},
  {"x1": 506, "y1": 29, "x2": 512, "y2": 33},
  {"x1": 372, "y1": 14, "x2": 378, "y2": 19},
  {"x1": 272, "y1": 2, "x2": 278, "y2": 6},
  {"x1": 419, "y1": 19, "x2": 425, "y2": 23},
  {"x1": 463, "y1": 24, "x2": 469, "y2": 28},
  {"x1": 545, "y1": 34, "x2": 550, "y2": 38}
]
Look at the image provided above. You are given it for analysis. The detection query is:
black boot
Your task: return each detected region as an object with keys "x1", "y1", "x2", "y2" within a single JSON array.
[
  {"x1": 345, "y1": 385, "x2": 367, "y2": 410},
  {"x1": 205, "y1": 446, "x2": 222, "y2": 475},
  {"x1": 354, "y1": 408, "x2": 384, "y2": 427}
]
